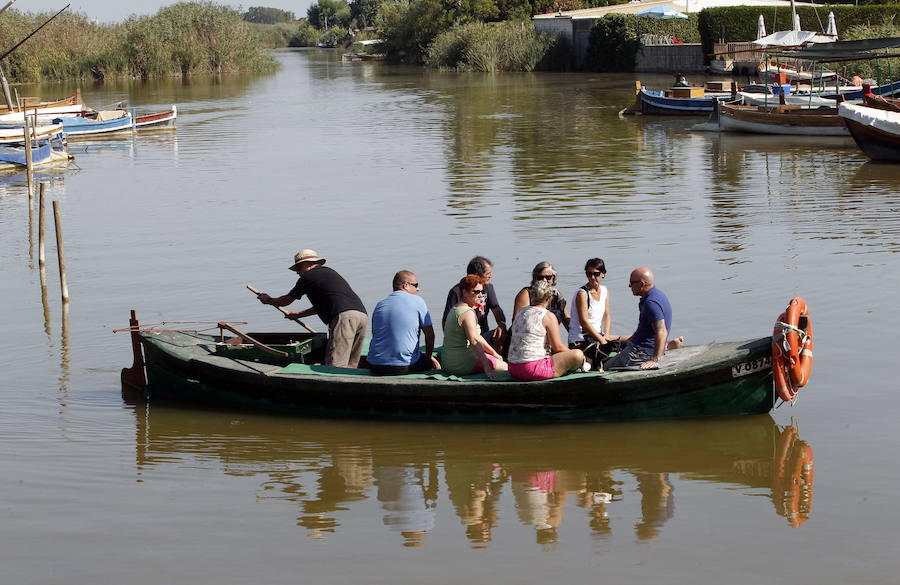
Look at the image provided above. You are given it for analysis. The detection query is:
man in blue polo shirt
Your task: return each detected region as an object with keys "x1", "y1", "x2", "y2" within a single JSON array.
[
  {"x1": 605, "y1": 267, "x2": 683, "y2": 371},
  {"x1": 367, "y1": 271, "x2": 439, "y2": 376}
]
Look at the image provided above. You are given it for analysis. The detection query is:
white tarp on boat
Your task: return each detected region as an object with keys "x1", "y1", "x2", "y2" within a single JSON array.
[
  {"x1": 753, "y1": 30, "x2": 817, "y2": 47},
  {"x1": 839, "y1": 103, "x2": 900, "y2": 136}
]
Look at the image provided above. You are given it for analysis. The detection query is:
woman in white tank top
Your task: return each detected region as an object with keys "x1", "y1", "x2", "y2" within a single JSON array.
[
  {"x1": 507, "y1": 281, "x2": 585, "y2": 381},
  {"x1": 567, "y1": 259, "x2": 614, "y2": 371}
]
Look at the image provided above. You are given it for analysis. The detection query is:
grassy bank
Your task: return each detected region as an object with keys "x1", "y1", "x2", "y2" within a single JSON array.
[
  {"x1": 0, "y1": 2, "x2": 278, "y2": 83},
  {"x1": 427, "y1": 21, "x2": 563, "y2": 72}
]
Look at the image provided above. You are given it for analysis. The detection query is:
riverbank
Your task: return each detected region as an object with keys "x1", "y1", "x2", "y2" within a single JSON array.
[{"x1": 0, "y1": 3, "x2": 278, "y2": 83}]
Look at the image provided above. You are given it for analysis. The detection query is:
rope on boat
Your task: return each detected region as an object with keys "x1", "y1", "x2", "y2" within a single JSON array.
[{"x1": 113, "y1": 321, "x2": 248, "y2": 334}]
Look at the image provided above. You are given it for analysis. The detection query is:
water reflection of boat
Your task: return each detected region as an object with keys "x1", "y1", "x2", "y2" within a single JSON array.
[
  {"x1": 127, "y1": 404, "x2": 815, "y2": 545},
  {"x1": 123, "y1": 318, "x2": 776, "y2": 422}
]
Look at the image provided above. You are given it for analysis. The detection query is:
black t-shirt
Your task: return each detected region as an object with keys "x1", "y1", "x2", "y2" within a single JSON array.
[
  {"x1": 288, "y1": 266, "x2": 367, "y2": 325},
  {"x1": 442, "y1": 282, "x2": 500, "y2": 334}
]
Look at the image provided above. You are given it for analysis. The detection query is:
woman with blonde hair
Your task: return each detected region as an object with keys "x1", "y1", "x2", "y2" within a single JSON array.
[{"x1": 507, "y1": 280, "x2": 584, "y2": 381}]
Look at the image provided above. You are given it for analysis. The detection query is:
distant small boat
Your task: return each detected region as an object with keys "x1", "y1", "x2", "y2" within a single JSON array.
[
  {"x1": 839, "y1": 102, "x2": 900, "y2": 162},
  {"x1": 133, "y1": 105, "x2": 177, "y2": 129}
]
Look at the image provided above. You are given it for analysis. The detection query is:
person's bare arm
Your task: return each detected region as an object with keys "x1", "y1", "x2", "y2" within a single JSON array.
[
  {"x1": 463, "y1": 310, "x2": 501, "y2": 359},
  {"x1": 257, "y1": 293, "x2": 294, "y2": 307},
  {"x1": 542, "y1": 312, "x2": 568, "y2": 353},
  {"x1": 640, "y1": 319, "x2": 668, "y2": 369},
  {"x1": 512, "y1": 289, "x2": 529, "y2": 322},
  {"x1": 575, "y1": 290, "x2": 606, "y2": 343}
]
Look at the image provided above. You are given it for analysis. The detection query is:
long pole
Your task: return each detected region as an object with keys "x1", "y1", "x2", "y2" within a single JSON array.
[
  {"x1": 246, "y1": 284, "x2": 317, "y2": 333},
  {"x1": 0, "y1": 4, "x2": 70, "y2": 63},
  {"x1": 38, "y1": 183, "x2": 46, "y2": 269},
  {"x1": 23, "y1": 110, "x2": 33, "y2": 197},
  {"x1": 52, "y1": 200, "x2": 68, "y2": 304}
]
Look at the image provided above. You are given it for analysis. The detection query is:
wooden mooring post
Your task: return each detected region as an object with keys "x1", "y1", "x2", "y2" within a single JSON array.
[
  {"x1": 38, "y1": 183, "x2": 46, "y2": 269},
  {"x1": 23, "y1": 109, "x2": 33, "y2": 199},
  {"x1": 52, "y1": 200, "x2": 69, "y2": 304}
]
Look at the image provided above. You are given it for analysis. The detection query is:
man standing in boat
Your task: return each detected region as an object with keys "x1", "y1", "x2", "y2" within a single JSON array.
[
  {"x1": 257, "y1": 249, "x2": 367, "y2": 368},
  {"x1": 442, "y1": 256, "x2": 507, "y2": 352},
  {"x1": 605, "y1": 267, "x2": 683, "y2": 370},
  {"x1": 367, "y1": 271, "x2": 440, "y2": 376}
]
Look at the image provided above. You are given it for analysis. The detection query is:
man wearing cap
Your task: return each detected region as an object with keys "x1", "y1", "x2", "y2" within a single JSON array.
[
  {"x1": 257, "y1": 249, "x2": 368, "y2": 368},
  {"x1": 367, "y1": 270, "x2": 440, "y2": 376}
]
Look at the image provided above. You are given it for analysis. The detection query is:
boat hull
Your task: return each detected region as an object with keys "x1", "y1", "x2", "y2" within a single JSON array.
[
  {"x1": 719, "y1": 105, "x2": 848, "y2": 136},
  {"x1": 139, "y1": 331, "x2": 775, "y2": 423},
  {"x1": 843, "y1": 117, "x2": 900, "y2": 161}
]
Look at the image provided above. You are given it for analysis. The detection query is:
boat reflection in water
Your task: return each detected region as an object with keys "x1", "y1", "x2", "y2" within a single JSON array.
[{"x1": 128, "y1": 401, "x2": 814, "y2": 547}]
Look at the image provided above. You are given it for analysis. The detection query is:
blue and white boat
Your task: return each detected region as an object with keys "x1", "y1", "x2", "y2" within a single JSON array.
[
  {"x1": 0, "y1": 129, "x2": 71, "y2": 173},
  {"x1": 54, "y1": 110, "x2": 134, "y2": 137}
]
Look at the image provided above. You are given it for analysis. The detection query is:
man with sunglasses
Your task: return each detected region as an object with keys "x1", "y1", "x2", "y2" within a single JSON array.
[
  {"x1": 367, "y1": 271, "x2": 439, "y2": 375},
  {"x1": 604, "y1": 267, "x2": 683, "y2": 371}
]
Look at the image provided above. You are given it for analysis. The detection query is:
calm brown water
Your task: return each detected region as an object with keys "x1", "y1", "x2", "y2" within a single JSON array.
[{"x1": 2, "y1": 49, "x2": 900, "y2": 584}]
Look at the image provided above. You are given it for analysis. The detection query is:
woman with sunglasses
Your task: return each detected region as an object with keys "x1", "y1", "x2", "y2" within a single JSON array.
[
  {"x1": 441, "y1": 274, "x2": 508, "y2": 378},
  {"x1": 567, "y1": 258, "x2": 613, "y2": 370},
  {"x1": 511, "y1": 261, "x2": 569, "y2": 330},
  {"x1": 507, "y1": 280, "x2": 585, "y2": 381}
]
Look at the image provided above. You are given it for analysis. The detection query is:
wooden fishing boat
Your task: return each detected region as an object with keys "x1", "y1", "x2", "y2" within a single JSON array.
[
  {"x1": 861, "y1": 93, "x2": 900, "y2": 112},
  {"x1": 717, "y1": 103, "x2": 848, "y2": 136},
  {"x1": 624, "y1": 82, "x2": 738, "y2": 115},
  {"x1": 0, "y1": 131, "x2": 72, "y2": 173},
  {"x1": 0, "y1": 123, "x2": 64, "y2": 143},
  {"x1": 120, "y1": 312, "x2": 780, "y2": 423},
  {"x1": 133, "y1": 105, "x2": 177, "y2": 129},
  {"x1": 56, "y1": 110, "x2": 134, "y2": 137},
  {"x1": 839, "y1": 102, "x2": 900, "y2": 162},
  {"x1": 0, "y1": 92, "x2": 87, "y2": 117}
]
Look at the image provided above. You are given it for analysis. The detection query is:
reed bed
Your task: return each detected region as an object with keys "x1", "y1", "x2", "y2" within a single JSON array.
[
  {"x1": 0, "y1": 2, "x2": 278, "y2": 82},
  {"x1": 426, "y1": 21, "x2": 556, "y2": 72}
]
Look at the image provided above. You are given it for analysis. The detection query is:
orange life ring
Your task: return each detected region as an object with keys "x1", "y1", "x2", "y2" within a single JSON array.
[{"x1": 772, "y1": 297, "x2": 814, "y2": 403}]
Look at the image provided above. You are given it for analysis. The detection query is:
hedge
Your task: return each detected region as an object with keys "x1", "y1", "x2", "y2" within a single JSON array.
[{"x1": 584, "y1": 13, "x2": 701, "y2": 72}]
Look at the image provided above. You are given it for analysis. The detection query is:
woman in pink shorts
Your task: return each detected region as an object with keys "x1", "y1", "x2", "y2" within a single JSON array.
[{"x1": 507, "y1": 280, "x2": 585, "y2": 381}]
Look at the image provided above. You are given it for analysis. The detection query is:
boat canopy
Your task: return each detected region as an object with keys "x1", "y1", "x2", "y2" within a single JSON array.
[
  {"x1": 752, "y1": 30, "x2": 819, "y2": 47},
  {"x1": 770, "y1": 37, "x2": 900, "y2": 62}
]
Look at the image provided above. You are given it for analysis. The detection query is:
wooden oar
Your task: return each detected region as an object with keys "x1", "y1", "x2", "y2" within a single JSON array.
[
  {"x1": 246, "y1": 284, "x2": 317, "y2": 333},
  {"x1": 217, "y1": 322, "x2": 288, "y2": 358}
]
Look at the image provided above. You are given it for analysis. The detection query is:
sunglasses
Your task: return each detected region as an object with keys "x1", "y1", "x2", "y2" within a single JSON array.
[
  {"x1": 406, "y1": 282, "x2": 419, "y2": 289},
  {"x1": 471, "y1": 289, "x2": 486, "y2": 296},
  {"x1": 586, "y1": 271, "x2": 605, "y2": 277},
  {"x1": 539, "y1": 274, "x2": 556, "y2": 281}
]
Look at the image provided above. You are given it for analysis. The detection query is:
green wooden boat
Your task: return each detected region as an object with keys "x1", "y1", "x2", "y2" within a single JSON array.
[{"x1": 121, "y1": 313, "x2": 776, "y2": 423}]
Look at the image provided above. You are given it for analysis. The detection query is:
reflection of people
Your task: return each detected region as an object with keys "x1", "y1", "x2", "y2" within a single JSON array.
[
  {"x1": 257, "y1": 249, "x2": 367, "y2": 367},
  {"x1": 375, "y1": 464, "x2": 438, "y2": 547},
  {"x1": 568, "y1": 258, "x2": 613, "y2": 370},
  {"x1": 443, "y1": 256, "x2": 507, "y2": 352},
  {"x1": 367, "y1": 271, "x2": 439, "y2": 375},
  {"x1": 511, "y1": 470, "x2": 563, "y2": 545},
  {"x1": 605, "y1": 267, "x2": 683, "y2": 370},
  {"x1": 507, "y1": 280, "x2": 584, "y2": 381},
  {"x1": 445, "y1": 462, "x2": 508, "y2": 545},
  {"x1": 442, "y1": 275, "x2": 508, "y2": 377},
  {"x1": 634, "y1": 472, "x2": 674, "y2": 541}
]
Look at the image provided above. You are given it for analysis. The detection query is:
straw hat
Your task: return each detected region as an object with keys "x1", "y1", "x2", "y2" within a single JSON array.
[{"x1": 289, "y1": 249, "x2": 326, "y2": 270}]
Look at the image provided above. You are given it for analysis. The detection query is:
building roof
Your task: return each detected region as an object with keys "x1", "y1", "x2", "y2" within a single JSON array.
[{"x1": 534, "y1": 0, "x2": 821, "y2": 20}]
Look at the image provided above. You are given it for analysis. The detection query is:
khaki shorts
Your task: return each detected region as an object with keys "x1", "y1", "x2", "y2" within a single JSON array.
[{"x1": 326, "y1": 310, "x2": 367, "y2": 368}]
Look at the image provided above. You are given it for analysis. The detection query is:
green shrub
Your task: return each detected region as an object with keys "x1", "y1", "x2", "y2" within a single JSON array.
[
  {"x1": 376, "y1": 0, "x2": 452, "y2": 64},
  {"x1": 426, "y1": 20, "x2": 559, "y2": 71},
  {"x1": 0, "y1": 2, "x2": 278, "y2": 82}
]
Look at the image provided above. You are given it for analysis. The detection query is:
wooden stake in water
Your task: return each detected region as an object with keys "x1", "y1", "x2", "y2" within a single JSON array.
[
  {"x1": 52, "y1": 200, "x2": 68, "y2": 304},
  {"x1": 23, "y1": 111, "x2": 33, "y2": 198},
  {"x1": 38, "y1": 183, "x2": 46, "y2": 268}
]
